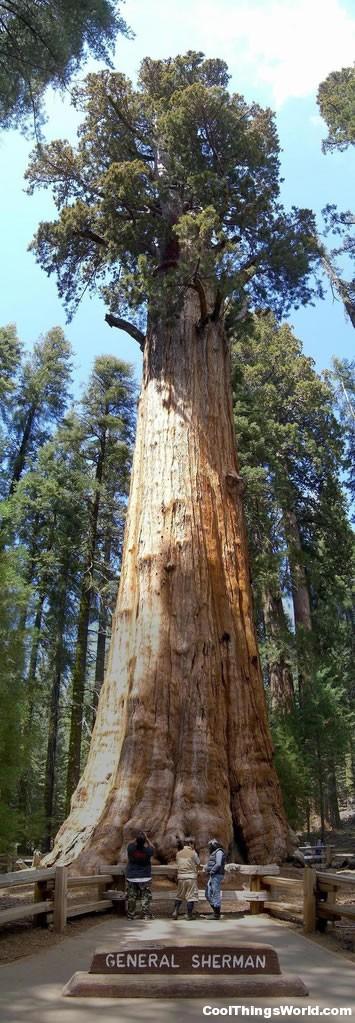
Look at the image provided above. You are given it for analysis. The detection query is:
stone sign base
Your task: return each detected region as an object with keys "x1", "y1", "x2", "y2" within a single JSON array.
[
  {"x1": 63, "y1": 941, "x2": 308, "y2": 999},
  {"x1": 64, "y1": 972, "x2": 308, "y2": 998}
]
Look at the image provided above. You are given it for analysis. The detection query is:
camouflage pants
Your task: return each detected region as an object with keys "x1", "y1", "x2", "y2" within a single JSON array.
[{"x1": 126, "y1": 880, "x2": 152, "y2": 918}]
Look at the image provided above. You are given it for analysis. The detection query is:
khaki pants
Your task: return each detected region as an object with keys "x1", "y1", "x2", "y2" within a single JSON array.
[{"x1": 177, "y1": 877, "x2": 199, "y2": 902}]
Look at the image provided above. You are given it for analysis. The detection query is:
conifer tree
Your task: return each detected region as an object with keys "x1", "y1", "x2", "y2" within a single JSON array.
[
  {"x1": 316, "y1": 65, "x2": 355, "y2": 328},
  {"x1": 27, "y1": 53, "x2": 323, "y2": 867},
  {"x1": 0, "y1": 0, "x2": 130, "y2": 132},
  {"x1": 0, "y1": 324, "x2": 22, "y2": 409},
  {"x1": 65, "y1": 355, "x2": 135, "y2": 808},
  {"x1": 317, "y1": 64, "x2": 355, "y2": 153},
  {"x1": 7, "y1": 327, "x2": 72, "y2": 495},
  {"x1": 232, "y1": 312, "x2": 354, "y2": 827}
]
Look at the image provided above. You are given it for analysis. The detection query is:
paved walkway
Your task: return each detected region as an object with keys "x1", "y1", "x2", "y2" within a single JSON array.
[{"x1": 0, "y1": 915, "x2": 354, "y2": 1023}]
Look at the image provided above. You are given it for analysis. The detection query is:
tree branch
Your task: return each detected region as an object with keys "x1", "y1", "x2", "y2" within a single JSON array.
[
  {"x1": 320, "y1": 247, "x2": 355, "y2": 329},
  {"x1": 74, "y1": 229, "x2": 108, "y2": 248},
  {"x1": 105, "y1": 314, "x2": 146, "y2": 351}
]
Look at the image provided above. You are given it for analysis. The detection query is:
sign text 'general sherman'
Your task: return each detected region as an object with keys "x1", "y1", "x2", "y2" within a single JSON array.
[{"x1": 90, "y1": 944, "x2": 281, "y2": 975}]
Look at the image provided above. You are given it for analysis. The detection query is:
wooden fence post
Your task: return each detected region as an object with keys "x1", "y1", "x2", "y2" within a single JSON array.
[
  {"x1": 53, "y1": 865, "x2": 68, "y2": 933},
  {"x1": 250, "y1": 874, "x2": 262, "y2": 914},
  {"x1": 33, "y1": 877, "x2": 50, "y2": 928},
  {"x1": 303, "y1": 866, "x2": 316, "y2": 933}
]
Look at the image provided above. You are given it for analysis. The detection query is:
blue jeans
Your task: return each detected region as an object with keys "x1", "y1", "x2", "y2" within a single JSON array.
[{"x1": 206, "y1": 875, "x2": 222, "y2": 909}]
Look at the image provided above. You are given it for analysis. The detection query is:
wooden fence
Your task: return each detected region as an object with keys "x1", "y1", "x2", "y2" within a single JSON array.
[{"x1": 0, "y1": 863, "x2": 354, "y2": 936}]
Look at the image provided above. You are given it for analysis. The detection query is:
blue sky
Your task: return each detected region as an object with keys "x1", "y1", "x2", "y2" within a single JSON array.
[{"x1": 1, "y1": 0, "x2": 354, "y2": 393}]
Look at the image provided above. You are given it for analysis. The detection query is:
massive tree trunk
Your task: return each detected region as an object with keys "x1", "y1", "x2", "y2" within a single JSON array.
[{"x1": 44, "y1": 292, "x2": 288, "y2": 870}]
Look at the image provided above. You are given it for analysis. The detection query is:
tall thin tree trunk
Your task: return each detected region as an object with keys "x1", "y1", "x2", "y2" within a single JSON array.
[
  {"x1": 262, "y1": 588, "x2": 294, "y2": 712},
  {"x1": 9, "y1": 404, "x2": 36, "y2": 495},
  {"x1": 283, "y1": 506, "x2": 312, "y2": 634},
  {"x1": 44, "y1": 292, "x2": 288, "y2": 870},
  {"x1": 43, "y1": 571, "x2": 68, "y2": 851},
  {"x1": 65, "y1": 437, "x2": 106, "y2": 809},
  {"x1": 316, "y1": 734, "x2": 325, "y2": 840},
  {"x1": 327, "y1": 760, "x2": 341, "y2": 828},
  {"x1": 282, "y1": 502, "x2": 313, "y2": 702},
  {"x1": 18, "y1": 592, "x2": 45, "y2": 815},
  {"x1": 92, "y1": 534, "x2": 112, "y2": 725}
]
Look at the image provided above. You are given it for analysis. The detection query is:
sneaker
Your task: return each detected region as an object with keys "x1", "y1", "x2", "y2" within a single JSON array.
[
  {"x1": 171, "y1": 908, "x2": 179, "y2": 920},
  {"x1": 143, "y1": 913, "x2": 154, "y2": 920}
]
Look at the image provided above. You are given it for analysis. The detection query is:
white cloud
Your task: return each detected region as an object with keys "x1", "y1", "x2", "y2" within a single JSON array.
[{"x1": 123, "y1": 0, "x2": 355, "y2": 105}]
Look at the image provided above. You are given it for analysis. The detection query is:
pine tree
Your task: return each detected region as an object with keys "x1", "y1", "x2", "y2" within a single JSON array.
[{"x1": 7, "y1": 327, "x2": 72, "y2": 495}]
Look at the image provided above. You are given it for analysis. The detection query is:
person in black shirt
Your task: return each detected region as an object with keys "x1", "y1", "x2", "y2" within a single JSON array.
[{"x1": 126, "y1": 830, "x2": 154, "y2": 919}]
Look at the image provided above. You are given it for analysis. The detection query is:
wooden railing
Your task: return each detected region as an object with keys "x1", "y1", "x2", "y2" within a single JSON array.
[
  {"x1": 302, "y1": 866, "x2": 355, "y2": 934},
  {"x1": 0, "y1": 866, "x2": 114, "y2": 932},
  {"x1": 0, "y1": 862, "x2": 354, "y2": 936}
]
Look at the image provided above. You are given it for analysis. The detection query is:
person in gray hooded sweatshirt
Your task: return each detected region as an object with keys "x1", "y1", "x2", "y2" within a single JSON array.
[{"x1": 205, "y1": 838, "x2": 226, "y2": 919}]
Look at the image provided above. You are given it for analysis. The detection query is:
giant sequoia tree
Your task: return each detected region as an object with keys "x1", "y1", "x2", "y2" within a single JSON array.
[{"x1": 27, "y1": 53, "x2": 322, "y2": 868}]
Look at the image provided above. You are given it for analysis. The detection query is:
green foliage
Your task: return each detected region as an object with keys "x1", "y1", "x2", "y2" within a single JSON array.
[
  {"x1": 0, "y1": 324, "x2": 23, "y2": 408},
  {"x1": 272, "y1": 715, "x2": 310, "y2": 829},
  {"x1": 325, "y1": 357, "x2": 355, "y2": 506},
  {"x1": 0, "y1": 546, "x2": 29, "y2": 853},
  {"x1": 317, "y1": 64, "x2": 355, "y2": 326},
  {"x1": 26, "y1": 52, "x2": 322, "y2": 327},
  {"x1": 6, "y1": 326, "x2": 72, "y2": 493},
  {"x1": 232, "y1": 311, "x2": 344, "y2": 610},
  {"x1": 0, "y1": 325, "x2": 136, "y2": 851},
  {"x1": 0, "y1": 0, "x2": 130, "y2": 133},
  {"x1": 300, "y1": 669, "x2": 353, "y2": 814},
  {"x1": 232, "y1": 311, "x2": 355, "y2": 830},
  {"x1": 317, "y1": 64, "x2": 355, "y2": 153}
]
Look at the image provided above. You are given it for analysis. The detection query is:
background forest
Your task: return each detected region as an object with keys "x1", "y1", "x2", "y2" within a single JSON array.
[
  {"x1": 0, "y1": 312, "x2": 353, "y2": 857},
  {"x1": 0, "y1": 0, "x2": 354, "y2": 861}
]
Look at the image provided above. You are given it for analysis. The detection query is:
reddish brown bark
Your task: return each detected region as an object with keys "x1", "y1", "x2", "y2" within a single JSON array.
[{"x1": 44, "y1": 292, "x2": 288, "y2": 870}]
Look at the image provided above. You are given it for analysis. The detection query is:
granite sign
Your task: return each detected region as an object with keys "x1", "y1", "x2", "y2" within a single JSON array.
[
  {"x1": 63, "y1": 940, "x2": 308, "y2": 998},
  {"x1": 90, "y1": 944, "x2": 281, "y2": 974}
]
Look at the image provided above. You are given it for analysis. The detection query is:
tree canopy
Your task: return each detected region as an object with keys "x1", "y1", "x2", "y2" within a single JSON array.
[
  {"x1": 0, "y1": 0, "x2": 129, "y2": 132},
  {"x1": 317, "y1": 64, "x2": 355, "y2": 153},
  {"x1": 26, "y1": 51, "x2": 322, "y2": 333}
]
